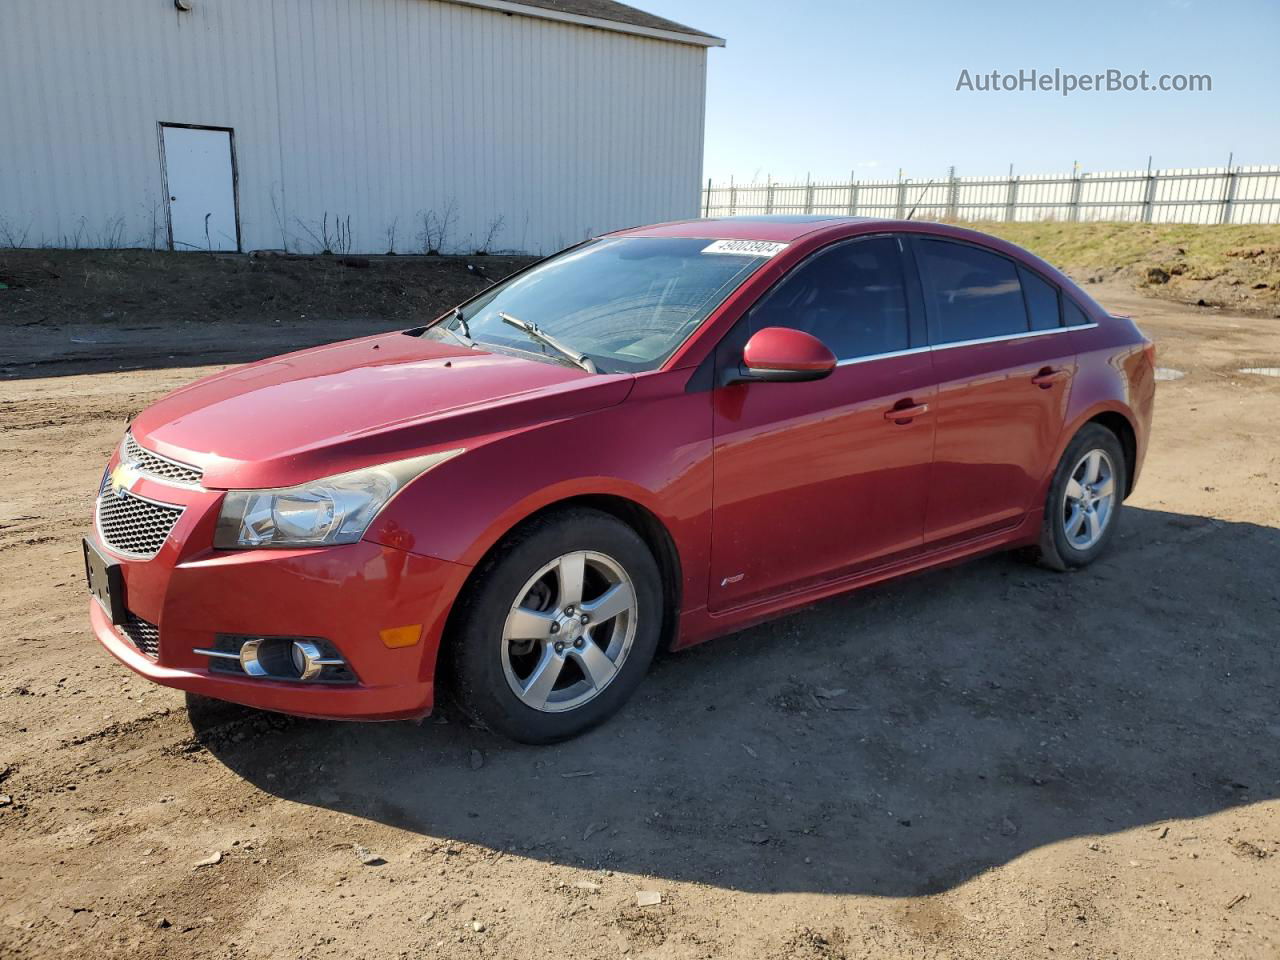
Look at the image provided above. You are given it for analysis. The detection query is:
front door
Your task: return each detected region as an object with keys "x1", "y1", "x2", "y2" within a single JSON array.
[
  {"x1": 909, "y1": 236, "x2": 1077, "y2": 544},
  {"x1": 162, "y1": 125, "x2": 239, "y2": 252},
  {"x1": 709, "y1": 235, "x2": 936, "y2": 611}
]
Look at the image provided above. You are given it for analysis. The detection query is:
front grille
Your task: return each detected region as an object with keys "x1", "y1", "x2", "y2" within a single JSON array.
[
  {"x1": 96, "y1": 482, "x2": 184, "y2": 558},
  {"x1": 124, "y1": 433, "x2": 203, "y2": 486},
  {"x1": 119, "y1": 613, "x2": 160, "y2": 659}
]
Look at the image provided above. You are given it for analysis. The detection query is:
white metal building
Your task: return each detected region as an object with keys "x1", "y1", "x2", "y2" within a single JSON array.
[{"x1": 0, "y1": 0, "x2": 722, "y2": 254}]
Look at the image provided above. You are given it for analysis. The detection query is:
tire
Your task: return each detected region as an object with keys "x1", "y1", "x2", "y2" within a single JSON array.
[
  {"x1": 1035, "y1": 423, "x2": 1128, "y2": 571},
  {"x1": 447, "y1": 507, "x2": 663, "y2": 744}
]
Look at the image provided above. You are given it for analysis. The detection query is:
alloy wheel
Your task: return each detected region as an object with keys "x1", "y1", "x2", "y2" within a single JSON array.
[
  {"x1": 1062, "y1": 448, "x2": 1116, "y2": 550},
  {"x1": 500, "y1": 550, "x2": 638, "y2": 713}
]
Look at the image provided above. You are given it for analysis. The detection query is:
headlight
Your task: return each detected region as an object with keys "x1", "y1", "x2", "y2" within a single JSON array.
[{"x1": 214, "y1": 449, "x2": 462, "y2": 549}]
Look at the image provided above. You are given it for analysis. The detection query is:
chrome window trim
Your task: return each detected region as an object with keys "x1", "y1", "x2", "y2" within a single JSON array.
[
  {"x1": 836, "y1": 345, "x2": 932, "y2": 367},
  {"x1": 833, "y1": 322, "x2": 1097, "y2": 367},
  {"x1": 930, "y1": 322, "x2": 1098, "y2": 352}
]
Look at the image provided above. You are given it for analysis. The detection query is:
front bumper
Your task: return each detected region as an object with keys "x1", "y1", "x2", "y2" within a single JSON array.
[{"x1": 89, "y1": 471, "x2": 472, "y2": 721}]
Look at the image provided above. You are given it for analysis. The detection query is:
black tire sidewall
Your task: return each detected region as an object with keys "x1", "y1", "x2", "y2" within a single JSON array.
[
  {"x1": 1043, "y1": 424, "x2": 1127, "y2": 568},
  {"x1": 449, "y1": 508, "x2": 663, "y2": 744}
]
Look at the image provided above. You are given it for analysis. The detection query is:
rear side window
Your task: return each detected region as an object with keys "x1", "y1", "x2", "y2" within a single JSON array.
[
  {"x1": 748, "y1": 236, "x2": 910, "y2": 361},
  {"x1": 916, "y1": 239, "x2": 1028, "y2": 343},
  {"x1": 1063, "y1": 297, "x2": 1092, "y2": 327},
  {"x1": 1019, "y1": 266, "x2": 1062, "y2": 330}
]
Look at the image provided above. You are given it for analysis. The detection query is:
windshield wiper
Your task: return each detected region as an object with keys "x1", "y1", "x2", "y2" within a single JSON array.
[
  {"x1": 436, "y1": 308, "x2": 474, "y2": 347},
  {"x1": 452, "y1": 308, "x2": 472, "y2": 339},
  {"x1": 498, "y1": 312, "x2": 597, "y2": 374}
]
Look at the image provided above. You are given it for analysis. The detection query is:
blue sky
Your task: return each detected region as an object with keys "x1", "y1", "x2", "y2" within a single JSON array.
[{"x1": 640, "y1": 0, "x2": 1280, "y2": 183}]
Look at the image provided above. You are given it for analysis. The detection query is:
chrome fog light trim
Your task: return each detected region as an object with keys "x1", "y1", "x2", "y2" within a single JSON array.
[
  {"x1": 193, "y1": 647, "x2": 242, "y2": 660},
  {"x1": 195, "y1": 637, "x2": 350, "y2": 682},
  {"x1": 238, "y1": 638, "x2": 270, "y2": 677},
  {"x1": 290, "y1": 640, "x2": 346, "y2": 681},
  {"x1": 197, "y1": 635, "x2": 356, "y2": 683}
]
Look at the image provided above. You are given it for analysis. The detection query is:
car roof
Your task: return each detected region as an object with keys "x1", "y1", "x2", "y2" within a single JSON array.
[
  {"x1": 607, "y1": 215, "x2": 894, "y2": 243},
  {"x1": 606, "y1": 216, "x2": 1069, "y2": 252}
]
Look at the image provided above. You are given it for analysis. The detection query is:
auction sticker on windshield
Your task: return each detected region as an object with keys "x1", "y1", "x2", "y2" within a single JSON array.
[{"x1": 701, "y1": 239, "x2": 789, "y2": 256}]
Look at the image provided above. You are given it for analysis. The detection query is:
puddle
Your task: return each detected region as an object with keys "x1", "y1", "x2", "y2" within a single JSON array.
[
  {"x1": 1239, "y1": 367, "x2": 1280, "y2": 378},
  {"x1": 1154, "y1": 367, "x2": 1185, "y2": 381}
]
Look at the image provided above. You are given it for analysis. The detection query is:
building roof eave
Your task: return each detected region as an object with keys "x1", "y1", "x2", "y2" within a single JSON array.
[{"x1": 444, "y1": 0, "x2": 726, "y2": 47}]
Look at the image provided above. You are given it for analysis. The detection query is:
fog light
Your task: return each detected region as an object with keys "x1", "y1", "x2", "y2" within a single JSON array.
[
  {"x1": 291, "y1": 640, "x2": 341, "y2": 681},
  {"x1": 197, "y1": 635, "x2": 354, "y2": 683}
]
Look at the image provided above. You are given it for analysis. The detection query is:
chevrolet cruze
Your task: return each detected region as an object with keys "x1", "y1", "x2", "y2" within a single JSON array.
[{"x1": 85, "y1": 217, "x2": 1155, "y2": 743}]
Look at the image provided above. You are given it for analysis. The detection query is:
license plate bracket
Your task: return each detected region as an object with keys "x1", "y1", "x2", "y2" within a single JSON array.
[{"x1": 83, "y1": 537, "x2": 126, "y2": 626}]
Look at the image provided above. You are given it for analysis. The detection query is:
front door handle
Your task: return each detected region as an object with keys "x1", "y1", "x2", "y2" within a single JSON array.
[
  {"x1": 884, "y1": 401, "x2": 929, "y2": 423},
  {"x1": 1032, "y1": 367, "x2": 1071, "y2": 389}
]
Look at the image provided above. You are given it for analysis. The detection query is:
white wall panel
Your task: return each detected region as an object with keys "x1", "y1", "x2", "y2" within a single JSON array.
[{"x1": 0, "y1": 0, "x2": 709, "y2": 253}]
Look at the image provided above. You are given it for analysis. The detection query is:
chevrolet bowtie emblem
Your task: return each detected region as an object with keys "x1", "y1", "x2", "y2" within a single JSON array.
[{"x1": 110, "y1": 461, "x2": 140, "y2": 497}]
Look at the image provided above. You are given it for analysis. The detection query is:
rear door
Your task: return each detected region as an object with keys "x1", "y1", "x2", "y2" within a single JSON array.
[
  {"x1": 910, "y1": 236, "x2": 1077, "y2": 545},
  {"x1": 709, "y1": 235, "x2": 936, "y2": 611}
]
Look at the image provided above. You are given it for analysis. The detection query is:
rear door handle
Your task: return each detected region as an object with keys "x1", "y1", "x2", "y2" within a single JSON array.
[
  {"x1": 884, "y1": 401, "x2": 929, "y2": 423},
  {"x1": 1032, "y1": 368, "x2": 1071, "y2": 389}
]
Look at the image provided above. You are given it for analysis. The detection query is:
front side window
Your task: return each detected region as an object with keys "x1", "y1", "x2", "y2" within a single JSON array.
[
  {"x1": 429, "y1": 238, "x2": 772, "y2": 373},
  {"x1": 917, "y1": 239, "x2": 1028, "y2": 344},
  {"x1": 747, "y1": 236, "x2": 910, "y2": 360}
]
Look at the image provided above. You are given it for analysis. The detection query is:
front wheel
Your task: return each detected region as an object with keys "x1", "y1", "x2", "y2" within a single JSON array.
[
  {"x1": 447, "y1": 508, "x2": 663, "y2": 744},
  {"x1": 1035, "y1": 424, "x2": 1127, "y2": 571}
]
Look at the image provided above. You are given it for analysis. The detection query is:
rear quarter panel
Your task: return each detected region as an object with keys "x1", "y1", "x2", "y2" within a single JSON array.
[{"x1": 1045, "y1": 313, "x2": 1154, "y2": 498}]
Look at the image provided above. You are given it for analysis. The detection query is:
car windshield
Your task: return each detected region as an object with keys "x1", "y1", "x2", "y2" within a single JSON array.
[{"x1": 429, "y1": 237, "x2": 773, "y2": 373}]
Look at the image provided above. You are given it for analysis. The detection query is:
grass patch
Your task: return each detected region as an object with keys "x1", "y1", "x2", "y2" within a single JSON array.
[{"x1": 965, "y1": 222, "x2": 1280, "y2": 315}]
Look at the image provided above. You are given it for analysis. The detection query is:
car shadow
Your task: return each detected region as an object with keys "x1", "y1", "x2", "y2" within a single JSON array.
[{"x1": 189, "y1": 506, "x2": 1279, "y2": 896}]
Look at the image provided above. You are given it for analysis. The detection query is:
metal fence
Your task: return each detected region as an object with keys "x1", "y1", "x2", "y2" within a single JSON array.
[{"x1": 701, "y1": 164, "x2": 1280, "y2": 225}]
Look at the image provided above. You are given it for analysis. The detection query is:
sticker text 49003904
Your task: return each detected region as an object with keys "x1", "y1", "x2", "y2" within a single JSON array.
[{"x1": 701, "y1": 239, "x2": 789, "y2": 257}]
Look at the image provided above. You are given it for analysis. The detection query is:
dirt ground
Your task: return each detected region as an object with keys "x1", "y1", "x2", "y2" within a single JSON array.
[
  {"x1": 0, "y1": 250, "x2": 535, "y2": 379},
  {"x1": 0, "y1": 261, "x2": 1278, "y2": 959}
]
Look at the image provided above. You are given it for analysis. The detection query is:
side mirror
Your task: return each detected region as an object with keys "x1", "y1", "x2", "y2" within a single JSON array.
[{"x1": 730, "y1": 327, "x2": 837, "y2": 384}]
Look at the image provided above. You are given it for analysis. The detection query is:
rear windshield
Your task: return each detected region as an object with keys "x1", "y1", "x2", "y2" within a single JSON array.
[{"x1": 430, "y1": 237, "x2": 773, "y2": 373}]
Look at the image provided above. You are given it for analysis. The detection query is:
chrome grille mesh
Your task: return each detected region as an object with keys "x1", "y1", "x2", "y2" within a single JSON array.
[
  {"x1": 119, "y1": 613, "x2": 160, "y2": 659},
  {"x1": 124, "y1": 433, "x2": 203, "y2": 486},
  {"x1": 96, "y1": 480, "x2": 184, "y2": 558}
]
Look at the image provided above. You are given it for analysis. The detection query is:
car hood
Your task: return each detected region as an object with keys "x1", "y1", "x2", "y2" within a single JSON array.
[{"x1": 130, "y1": 332, "x2": 634, "y2": 488}]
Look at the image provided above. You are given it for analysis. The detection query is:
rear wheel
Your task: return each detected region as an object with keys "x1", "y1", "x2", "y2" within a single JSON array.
[
  {"x1": 448, "y1": 508, "x2": 662, "y2": 743},
  {"x1": 1035, "y1": 423, "x2": 1127, "y2": 571}
]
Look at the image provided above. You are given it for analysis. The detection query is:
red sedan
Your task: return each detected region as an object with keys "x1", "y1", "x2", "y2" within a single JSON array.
[{"x1": 85, "y1": 217, "x2": 1155, "y2": 743}]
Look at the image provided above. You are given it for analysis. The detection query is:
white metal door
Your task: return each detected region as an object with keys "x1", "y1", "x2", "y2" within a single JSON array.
[{"x1": 162, "y1": 126, "x2": 238, "y2": 252}]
